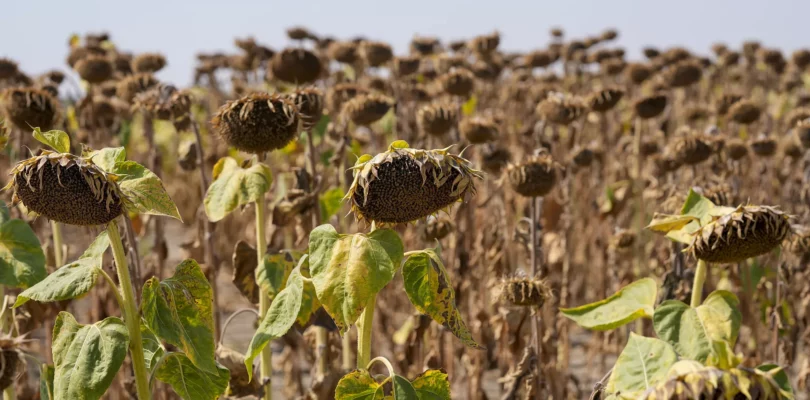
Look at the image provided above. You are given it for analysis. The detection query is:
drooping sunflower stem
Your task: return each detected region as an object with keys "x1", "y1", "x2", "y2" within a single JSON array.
[
  {"x1": 107, "y1": 220, "x2": 151, "y2": 400},
  {"x1": 690, "y1": 259, "x2": 708, "y2": 308}
]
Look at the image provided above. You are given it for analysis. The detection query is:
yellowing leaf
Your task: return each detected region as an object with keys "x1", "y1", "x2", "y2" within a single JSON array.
[
  {"x1": 411, "y1": 369, "x2": 450, "y2": 400},
  {"x1": 646, "y1": 213, "x2": 699, "y2": 233},
  {"x1": 403, "y1": 249, "x2": 482, "y2": 349},
  {"x1": 112, "y1": 161, "x2": 182, "y2": 220},
  {"x1": 604, "y1": 333, "x2": 677, "y2": 399},
  {"x1": 32, "y1": 127, "x2": 70, "y2": 153},
  {"x1": 0, "y1": 201, "x2": 46, "y2": 289},
  {"x1": 461, "y1": 95, "x2": 477, "y2": 116},
  {"x1": 204, "y1": 157, "x2": 272, "y2": 222},
  {"x1": 309, "y1": 224, "x2": 403, "y2": 333},
  {"x1": 335, "y1": 370, "x2": 383, "y2": 400}
]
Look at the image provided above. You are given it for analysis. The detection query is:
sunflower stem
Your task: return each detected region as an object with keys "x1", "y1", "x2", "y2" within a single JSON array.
[
  {"x1": 0, "y1": 285, "x2": 14, "y2": 400},
  {"x1": 51, "y1": 221, "x2": 64, "y2": 267},
  {"x1": 255, "y1": 185, "x2": 272, "y2": 400},
  {"x1": 107, "y1": 220, "x2": 151, "y2": 400},
  {"x1": 356, "y1": 293, "x2": 376, "y2": 369},
  {"x1": 690, "y1": 259, "x2": 708, "y2": 308}
]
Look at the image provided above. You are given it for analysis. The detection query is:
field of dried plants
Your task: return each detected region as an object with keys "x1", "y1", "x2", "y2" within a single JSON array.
[{"x1": 0, "y1": 26, "x2": 808, "y2": 399}]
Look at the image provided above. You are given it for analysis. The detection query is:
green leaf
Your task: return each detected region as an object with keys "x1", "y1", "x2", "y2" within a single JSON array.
[
  {"x1": 604, "y1": 333, "x2": 677, "y2": 399},
  {"x1": 141, "y1": 323, "x2": 165, "y2": 371},
  {"x1": 411, "y1": 369, "x2": 450, "y2": 400},
  {"x1": 402, "y1": 249, "x2": 482, "y2": 349},
  {"x1": 756, "y1": 364, "x2": 794, "y2": 396},
  {"x1": 0, "y1": 216, "x2": 46, "y2": 289},
  {"x1": 40, "y1": 364, "x2": 55, "y2": 400},
  {"x1": 112, "y1": 160, "x2": 182, "y2": 220},
  {"x1": 309, "y1": 224, "x2": 404, "y2": 333},
  {"x1": 320, "y1": 187, "x2": 345, "y2": 223},
  {"x1": 312, "y1": 114, "x2": 330, "y2": 139},
  {"x1": 141, "y1": 259, "x2": 217, "y2": 374},
  {"x1": 204, "y1": 157, "x2": 272, "y2": 222},
  {"x1": 335, "y1": 370, "x2": 383, "y2": 400},
  {"x1": 653, "y1": 290, "x2": 741, "y2": 362},
  {"x1": 52, "y1": 312, "x2": 129, "y2": 400},
  {"x1": 154, "y1": 352, "x2": 230, "y2": 400},
  {"x1": 256, "y1": 250, "x2": 301, "y2": 300},
  {"x1": 560, "y1": 278, "x2": 657, "y2": 331},
  {"x1": 393, "y1": 375, "x2": 419, "y2": 400},
  {"x1": 32, "y1": 127, "x2": 70, "y2": 153},
  {"x1": 245, "y1": 264, "x2": 305, "y2": 380},
  {"x1": 85, "y1": 147, "x2": 126, "y2": 172},
  {"x1": 14, "y1": 231, "x2": 109, "y2": 307}
]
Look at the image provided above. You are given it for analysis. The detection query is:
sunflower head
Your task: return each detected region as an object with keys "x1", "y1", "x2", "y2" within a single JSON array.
[
  {"x1": 211, "y1": 92, "x2": 299, "y2": 154},
  {"x1": 688, "y1": 205, "x2": 791, "y2": 263},
  {"x1": 346, "y1": 141, "x2": 482, "y2": 225},
  {"x1": 7, "y1": 151, "x2": 125, "y2": 226}
]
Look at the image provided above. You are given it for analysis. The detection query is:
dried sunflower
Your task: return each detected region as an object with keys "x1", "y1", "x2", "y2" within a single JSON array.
[
  {"x1": 211, "y1": 92, "x2": 299, "y2": 154},
  {"x1": 1, "y1": 87, "x2": 61, "y2": 131},
  {"x1": 537, "y1": 94, "x2": 587, "y2": 125},
  {"x1": 688, "y1": 205, "x2": 791, "y2": 263},
  {"x1": 289, "y1": 87, "x2": 324, "y2": 131},
  {"x1": 417, "y1": 103, "x2": 457, "y2": 137},
  {"x1": 459, "y1": 116, "x2": 498, "y2": 144},
  {"x1": 507, "y1": 151, "x2": 560, "y2": 198},
  {"x1": 501, "y1": 276, "x2": 551, "y2": 308},
  {"x1": 269, "y1": 48, "x2": 322, "y2": 84},
  {"x1": 131, "y1": 53, "x2": 167, "y2": 74},
  {"x1": 6, "y1": 151, "x2": 126, "y2": 226},
  {"x1": 341, "y1": 93, "x2": 394, "y2": 126},
  {"x1": 346, "y1": 141, "x2": 482, "y2": 224}
]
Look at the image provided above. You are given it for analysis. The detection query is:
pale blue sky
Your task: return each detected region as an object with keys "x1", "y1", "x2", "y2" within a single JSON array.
[{"x1": 3, "y1": 0, "x2": 809, "y2": 86}]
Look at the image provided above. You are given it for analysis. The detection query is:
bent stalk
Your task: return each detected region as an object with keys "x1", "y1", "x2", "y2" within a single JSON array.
[
  {"x1": 690, "y1": 259, "x2": 708, "y2": 308},
  {"x1": 107, "y1": 220, "x2": 151, "y2": 400}
]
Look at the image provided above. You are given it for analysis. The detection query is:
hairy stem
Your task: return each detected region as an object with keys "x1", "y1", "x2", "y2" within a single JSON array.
[
  {"x1": 107, "y1": 220, "x2": 151, "y2": 400},
  {"x1": 690, "y1": 259, "x2": 708, "y2": 308},
  {"x1": 255, "y1": 190, "x2": 272, "y2": 400},
  {"x1": 356, "y1": 293, "x2": 376, "y2": 369}
]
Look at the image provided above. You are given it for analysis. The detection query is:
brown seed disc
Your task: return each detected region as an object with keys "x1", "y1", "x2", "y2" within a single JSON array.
[
  {"x1": 269, "y1": 48, "x2": 322, "y2": 84},
  {"x1": 1, "y1": 87, "x2": 61, "y2": 131},
  {"x1": 728, "y1": 100, "x2": 761, "y2": 124},
  {"x1": 0, "y1": 348, "x2": 20, "y2": 391},
  {"x1": 12, "y1": 154, "x2": 125, "y2": 226},
  {"x1": 501, "y1": 278, "x2": 550, "y2": 308},
  {"x1": 588, "y1": 88, "x2": 624, "y2": 112},
  {"x1": 438, "y1": 68, "x2": 475, "y2": 98},
  {"x1": 131, "y1": 53, "x2": 167, "y2": 74},
  {"x1": 211, "y1": 92, "x2": 299, "y2": 154},
  {"x1": 74, "y1": 55, "x2": 114, "y2": 84},
  {"x1": 690, "y1": 205, "x2": 790, "y2": 264},
  {"x1": 633, "y1": 94, "x2": 668, "y2": 119}
]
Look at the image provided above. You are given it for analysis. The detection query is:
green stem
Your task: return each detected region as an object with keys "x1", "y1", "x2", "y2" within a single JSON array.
[
  {"x1": 107, "y1": 220, "x2": 151, "y2": 400},
  {"x1": 0, "y1": 286, "x2": 13, "y2": 400},
  {"x1": 51, "y1": 221, "x2": 64, "y2": 267},
  {"x1": 690, "y1": 259, "x2": 708, "y2": 308},
  {"x1": 255, "y1": 194, "x2": 272, "y2": 400},
  {"x1": 356, "y1": 293, "x2": 376, "y2": 369}
]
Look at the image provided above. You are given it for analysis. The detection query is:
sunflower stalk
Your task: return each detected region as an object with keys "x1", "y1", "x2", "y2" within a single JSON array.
[
  {"x1": 107, "y1": 220, "x2": 151, "y2": 400},
  {"x1": 253, "y1": 163, "x2": 272, "y2": 400}
]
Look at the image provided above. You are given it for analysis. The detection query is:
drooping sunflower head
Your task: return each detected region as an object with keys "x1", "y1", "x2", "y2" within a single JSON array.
[
  {"x1": 288, "y1": 87, "x2": 324, "y2": 132},
  {"x1": 417, "y1": 102, "x2": 457, "y2": 137},
  {"x1": 131, "y1": 53, "x2": 167, "y2": 74},
  {"x1": 506, "y1": 150, "x2": 560, "y2": 198},
  {"x1": 211, "y1": 92, "x2": 299, "y2": 154},
  {"x1": 1, "y1": 87, "x2": 62, "y2": 131},
  {"x1": 6, "y1": 151, "x2": 126, "y2": 226},
  {"x1": 346, "y1": 141, "x2": 482, "y2": 225},
  {"x1": 73, "y1": 55, "x2": 114, "y2": 84},
  {"x1": 269, "y1": 48, "x2": 322, "y2": 84},
  {"x1": 688, "y1": 205, "x2": 791, "y2": 263},
  {"x1": 500, "y1": 276, "x2": 552, "y2": 308},
  {"x1": 341, "y1": 93, "x2": 394, "y2": 126},
  {"x1": 0, "y1": 334, "x2": 26, "y2": 392}
]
